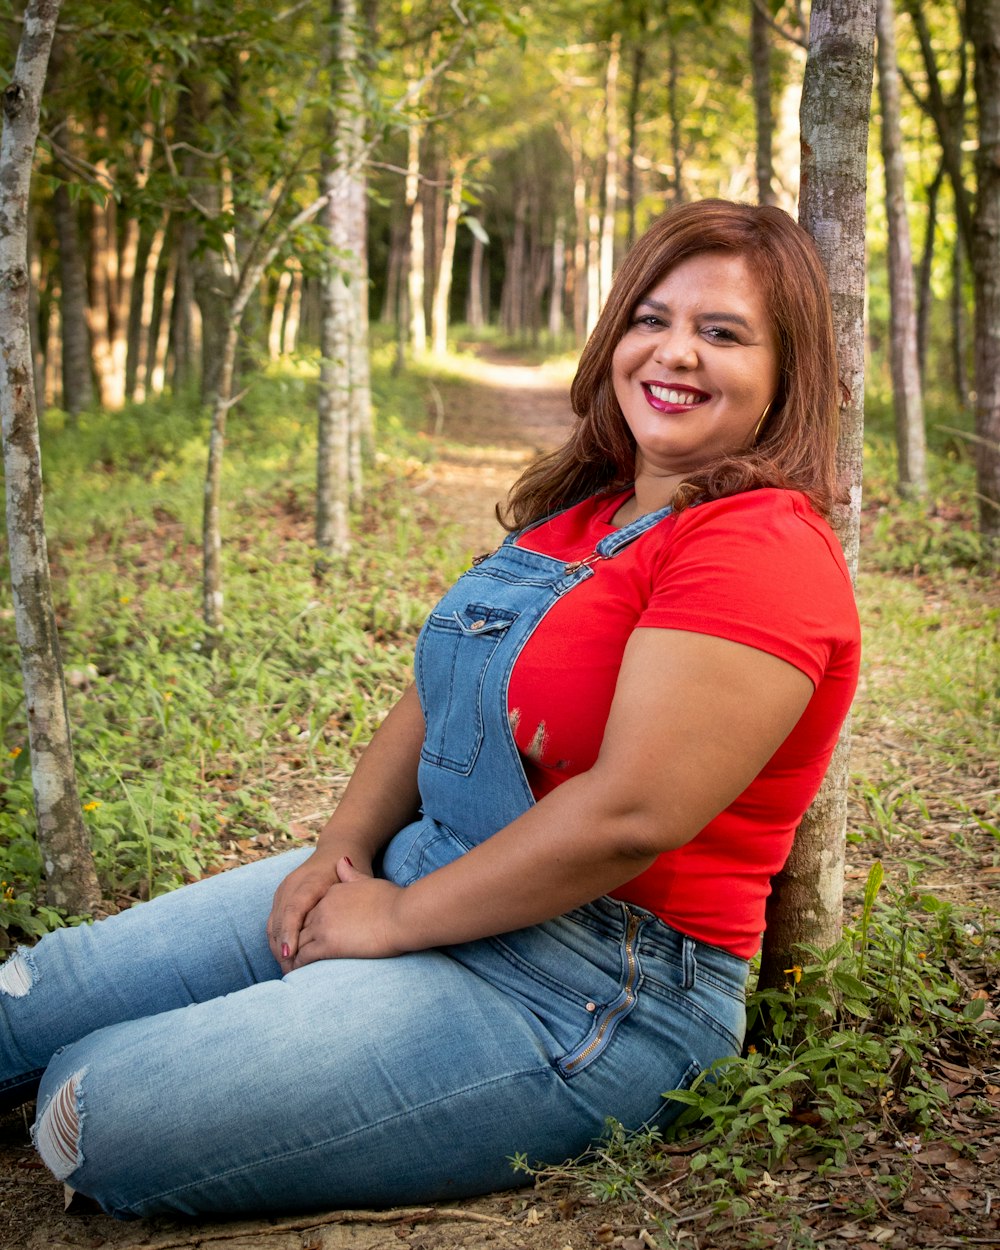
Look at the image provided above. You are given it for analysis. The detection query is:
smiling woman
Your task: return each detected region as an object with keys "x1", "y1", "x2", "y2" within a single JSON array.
[
  {"x1": 610, "y1": 252, "x2": 780, "y2": 515},
  {"x1": 1, "y1": 200, "x2": 860, "y2": 1221}
]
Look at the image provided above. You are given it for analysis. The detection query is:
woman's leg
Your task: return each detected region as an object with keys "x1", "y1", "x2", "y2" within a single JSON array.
[
  {"x1": 33, "y1": 945, "x2": 592, "y2": 1218},
  {"x1": 31, "y1": 897, "x2": 745, "y2": 1220},
  {"x1": 0, "y1": 849, "x2": 311, "y2": 1109}
]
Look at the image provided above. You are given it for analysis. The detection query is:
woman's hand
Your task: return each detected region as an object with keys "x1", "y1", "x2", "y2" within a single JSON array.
[
  {"x1": 268, "y1": 848, "x2": 372, "y2": 973},
  {"x1": 288, "y1": 858, "x2": 406, "y2": 968}
]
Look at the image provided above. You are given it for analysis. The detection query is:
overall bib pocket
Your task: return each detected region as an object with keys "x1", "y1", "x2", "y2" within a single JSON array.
[{"x1": 417, "y1": 604, "x2": 518, "y2": 775}]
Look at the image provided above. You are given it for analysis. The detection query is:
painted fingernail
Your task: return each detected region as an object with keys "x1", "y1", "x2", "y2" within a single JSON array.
[{"x1": 281, "y1": 943, "x2": 290, "y2": 959}]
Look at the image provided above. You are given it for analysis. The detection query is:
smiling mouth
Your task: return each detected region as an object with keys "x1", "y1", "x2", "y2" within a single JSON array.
[{"x1": 645, "y1": 383, "x2": 709, "y2": 406}]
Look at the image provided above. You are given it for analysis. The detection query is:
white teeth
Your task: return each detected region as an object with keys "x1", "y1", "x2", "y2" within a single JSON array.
[{"x1": 648, "y1": 384, "x2": 703, "y2": 405}]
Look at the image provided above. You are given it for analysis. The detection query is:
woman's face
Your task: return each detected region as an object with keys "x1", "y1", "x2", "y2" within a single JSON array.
[{"x1": 611, "y1": 251, "x2": 780, "y2": 482}]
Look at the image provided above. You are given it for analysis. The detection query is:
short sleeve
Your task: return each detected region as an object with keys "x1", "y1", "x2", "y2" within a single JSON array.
[{"x1": 639, "y1": 490, "x2": 858, "y2": 688}]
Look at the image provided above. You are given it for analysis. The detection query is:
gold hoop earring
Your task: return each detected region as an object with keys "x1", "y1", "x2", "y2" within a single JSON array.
[{"x1": 753, "y1": 401, "x2": 773, "y2": 443}]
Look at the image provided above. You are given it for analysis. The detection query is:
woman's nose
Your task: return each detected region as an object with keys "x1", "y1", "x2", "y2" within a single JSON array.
[{"x1": 652, "y1": 331, "x2": 698, "y2": 369}]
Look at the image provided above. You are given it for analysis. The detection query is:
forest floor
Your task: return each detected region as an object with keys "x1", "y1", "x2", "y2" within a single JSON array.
[{"x1": 1, "y1": 349, "x2": 997, "y2": 1250}]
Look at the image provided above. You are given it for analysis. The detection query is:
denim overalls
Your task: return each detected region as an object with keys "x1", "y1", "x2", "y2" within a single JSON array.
[{"x1": 0, "y1": 505, "x2": 748, "y2": 1219}]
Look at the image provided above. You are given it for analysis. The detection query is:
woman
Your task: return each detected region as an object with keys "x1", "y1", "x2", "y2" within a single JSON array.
[{"x1": 0, "y1": 199, "x2": 860, "y2": 1219}]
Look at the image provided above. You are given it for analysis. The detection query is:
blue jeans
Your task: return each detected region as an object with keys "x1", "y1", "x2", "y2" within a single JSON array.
[
  {"x1": 0, "y1": 840, "x2": 746, "y2": 1218},
  {"x1": 0, "y1": 503, "x2": 748, "y2": 1217}
]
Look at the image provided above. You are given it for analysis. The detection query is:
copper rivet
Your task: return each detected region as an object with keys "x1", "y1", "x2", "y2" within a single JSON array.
[
  {"x1": 471, "y1": 620, "x2": 486, "y2": 629},
  {"x1": 585, "y1": 1001, "x2": 597, "y2": 1013}
]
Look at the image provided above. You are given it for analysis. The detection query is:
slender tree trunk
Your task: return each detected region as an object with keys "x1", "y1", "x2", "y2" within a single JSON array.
[
  {"x1": 668, "y1": 38, "x2": 683, "y2": 203},
  {"x1": 968, "y1": 0, "x2": 1000, "y2": 555},
  {"x1": 431, "y1": 157, "x2": 466, "y2": 357},
  {"x1": 877, "y1": 0, "x2": 927, "y2": 496},
  {"x1": 600, "y1": 34, "x2": 621, "y2": 311},
  {"x1": 283, "y1": 264, "x2": 303, "y2": 354},
  {"x1": 625, "y1": 29, "x2": 647, "y2": 248},
  {"x1": 952, "y1": 230, "x2": 972, "y2": 409},
  {"x1": 202, "y1": 321, "x2": 238, "y2": 642},
  {"x1": 903, "y1": 0, "x2": 974, "y2": 258},
  {"x1": 317, "y1": 0, "x2": 361, "y2": 554},
  {"x1": 759, "y1": 0, "x2": 876, "y2": 990},
  {"x1": 571, "y1": 136, "x2": 588, "y2": 342},
  {"x1": 51, "y1": 181, "x2": 93, "y2": 413},
  {"x1": 405, "y1": 104, "x2": 426, "y2": 356},
  {"x1": 751, "y1": 0, "x2": 777, "y2": 205},
  {"x1": 916, "y1": 161, "x2": 944, "y2": 380},
  {"x1": 349, "y1": 171, "x2": 370, "y2": 499},
  {"x1": 466, "y1": 232, "x2": 485, "y2": 329},
  {"x1": 147, "y1": 230, "x2": 173, "y2": 396},
  {"x1": 0, "y1": 0, "x2": 100, "y2": 916},
  {"x1": 548, "y1": 217, "x2": 565, "y2": 339}
]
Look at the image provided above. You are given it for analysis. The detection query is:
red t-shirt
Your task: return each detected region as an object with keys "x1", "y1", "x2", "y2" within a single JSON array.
[{"x1": 509, "y1": 488, "x2": 860, "y2": 958}]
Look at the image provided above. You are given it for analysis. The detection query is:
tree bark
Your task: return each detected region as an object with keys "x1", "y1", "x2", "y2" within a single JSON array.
[
  {"x1": 759, "y1": 0, "x2": 876, "y2": 990},
  {"x1": 599, "y1": 34, "x2": 621, "y2": 312},
  {"x1": 625, "y1": 26, "x2": 647, "y2": 247},
  {"x1": 0, "y1": 0, "x2": 100, "y2": 916},
  {"x1": 968, "y1": 0, "x2": 1000, "y2": 555},
  {"x1": 751, "y1": 0, "x2": 777, "y2": 205},
  {"x1": 431, "y1": 158, "x2": 466, "y2": 357},
  {"x1": 876, "y1": 0, "x2": 927, "y2": 496},
  {"x1": 317, "y1": 0, "x2": 363, "y2": 555},
  {"x1": 405, "y1": 103, "x2": 426, "y2": 356},
  {"x1": 51, "y1": 181, "x2": 93, "y2": 413}
]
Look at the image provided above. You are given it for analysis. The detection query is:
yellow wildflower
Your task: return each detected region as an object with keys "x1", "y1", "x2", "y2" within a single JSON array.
[
  {"x1": 784, "y1": 965, "x2": 803, "y2": 984},
  {"x1": 7, "y1": 746, "x2": 21, "y2": 758},
  {"x1": 83, "y1": 800, "x2": 101, "y2": 812}
]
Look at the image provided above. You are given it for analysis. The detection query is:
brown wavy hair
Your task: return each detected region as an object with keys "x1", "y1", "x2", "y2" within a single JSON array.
[{"x1": 499, "y1": 199, "x2": 843, "y2": 529}]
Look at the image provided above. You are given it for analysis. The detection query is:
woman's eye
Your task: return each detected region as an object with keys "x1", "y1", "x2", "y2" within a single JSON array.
[
  {"x1": 703, "y1": 326, "x2": 738, "y2": 342},
  {"x1": 634, "y1": 314, "x2": 664, "y2": 328}
]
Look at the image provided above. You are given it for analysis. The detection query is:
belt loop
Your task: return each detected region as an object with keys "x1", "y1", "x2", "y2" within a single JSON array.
[{"x1": 681, "y1": 935, "x2": 697, "y2": 989}]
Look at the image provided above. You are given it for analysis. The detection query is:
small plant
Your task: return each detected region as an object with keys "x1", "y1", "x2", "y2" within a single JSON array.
[{"x1": 659, "y1": 863, "x2": 995, "y2": 1193}]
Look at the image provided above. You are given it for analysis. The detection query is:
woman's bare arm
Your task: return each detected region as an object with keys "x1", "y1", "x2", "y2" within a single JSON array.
[
  {"x1": 267, "y1": 682, "x2": 424, "y2": 970},
  {"x1": 289, "y1": 629, "x2": 814, "y2": 965}
]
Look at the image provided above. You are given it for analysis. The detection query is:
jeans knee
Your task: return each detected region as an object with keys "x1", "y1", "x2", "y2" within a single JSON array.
[
  {"x1": 33, "y1": 1068, "x2": 87, "y2": 1182},
  {"x1": 0, "y1": 948, "x2": 35, "y2": 998}
]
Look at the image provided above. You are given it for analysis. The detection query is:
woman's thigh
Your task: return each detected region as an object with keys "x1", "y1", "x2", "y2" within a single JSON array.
[
  {"x1": 1, "y1": 849, "x2": 310, "y2": 1104},
  {"x1": 35, "y1": 946, "x2": 603, "y2": 1219}
]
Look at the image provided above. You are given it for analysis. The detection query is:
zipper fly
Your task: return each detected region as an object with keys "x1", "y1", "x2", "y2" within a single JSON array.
[{"x1": 563, "y1": 911, "x2": 641, "y2": 1072}]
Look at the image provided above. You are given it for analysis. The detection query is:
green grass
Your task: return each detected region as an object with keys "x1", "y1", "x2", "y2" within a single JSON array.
[{"x1": 0, "y1": 350, "x2": 470, "y2": 939}]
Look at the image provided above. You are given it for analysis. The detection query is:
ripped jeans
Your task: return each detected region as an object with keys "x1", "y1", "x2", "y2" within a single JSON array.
[{"x1": 0, "y1": 835, "x2": 747, "y2": 1218}]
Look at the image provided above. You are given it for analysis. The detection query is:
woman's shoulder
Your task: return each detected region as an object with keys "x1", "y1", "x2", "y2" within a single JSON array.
[{"x1": 670, "y1": 488, "x2": 849, "y2": 569}]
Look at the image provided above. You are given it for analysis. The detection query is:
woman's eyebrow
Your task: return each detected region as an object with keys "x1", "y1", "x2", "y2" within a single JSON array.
[{"x1": 634, "y1": 297, "x2": 753, "y2": 330}]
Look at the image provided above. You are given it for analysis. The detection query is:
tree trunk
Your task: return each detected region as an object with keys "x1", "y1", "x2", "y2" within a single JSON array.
[
  {"x1": 903, "y1": 0, "x2": 974, "y2": 258},
  {"x1": 951, "y1": 230, "x2": 972, "y2": 409},
  {"x1": 0, "y1": 0, "x2": 100, "y2": 916},
  {"x1": 968, "y1": 0, "x2": 1000, "y2": 555},
  {"x1": 877, "y1": 0, "x2": 927, "y2": 496},
  {"x1": 317, "y1": 0, "x2": 362, "y2": 555},
  {"x1": 405, "y1": 106, "x2": 426, "y2": 356},
  {"x1": 916, "y1": 160, "x2": 944, "y2": 380},
  {"x1": 566, "y1": 126, "x2": 588, "y2": 344},
  {"x1": 668, "y1": 37, "x2": 683, "y2": 203},
  {"x1": 466, "y1": 232, "x2": 486, "y2": 329},
  {"x1": 751, "y1": 0, "x2": 777, "y2": 205},
  {"x1": 51, "y1": 181, "x2": 93, "y2": 413},
  {"x1": 548, "y1": 217, "x2": 565, "y2": 339},
  {"x1": 759, "y1": 0, "x2": 876, "y2": 990},
  {"x1": 202, "y1": 321, "x2": 238, "y2": 642},
  {"x1": 600, "y1": 34, "x2": 621, "y2": 311},
  {"x1": 168, "y1": 214, "x2": 196, "y2": 391},
  {"x1": 625, "y1": 30, "x2": 647, "y2": 248},
  {"x1": 431, "y1": 158, "x2": 466, "y2": 357},
  {"x1": 348, "y1": 171, "x2": 370, "y2": 502}
]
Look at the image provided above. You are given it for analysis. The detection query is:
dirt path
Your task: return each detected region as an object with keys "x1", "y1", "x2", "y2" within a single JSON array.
[{"x1": 411, "y1": 350, "x2": 577, "y2": 554}]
